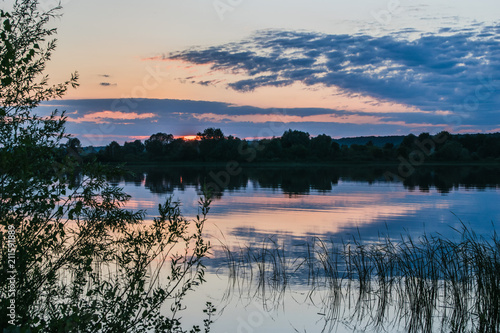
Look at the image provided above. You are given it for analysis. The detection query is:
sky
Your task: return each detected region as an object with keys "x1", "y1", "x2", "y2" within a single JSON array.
[{"x1": 11, "y1": 0, "x2": 500, "y2": 145}]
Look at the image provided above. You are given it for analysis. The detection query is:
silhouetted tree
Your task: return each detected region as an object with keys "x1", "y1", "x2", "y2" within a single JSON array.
[
  {"x1": 197, "y1": 127, "x2": 224, "y2": 140},
  {"x1": 478, "y1": 137, "x2": 500, "y2": 159},
  {"x1": 0, "y1": 2, "x2": 214, "y2": 331},
  {"x1": 169, "y1": 138, "x2": 199, "y2": 161},
  {"x1": 123, "y1": 139, "x2": 144, "y2": 155},
  {"x1": 85, "y1": 129, "x2": 500, "y2": 164},
  {"x1": 197, "y1": 128, "x2": 225, "y2": 161},
  {"x1": 383, "y1": 142, "x2": 394, "y2": 150},
  {"x1": 281, "y1": 129, "x2": 310, "y2": 148},
  {"x1": 258, "y1": 138, "x2": 283, "y2": 161},
  {"x1": 145, "y1": 132, "x2": 173, "y2": 159},
  {"x1": 310, "y1": 134, "x2": 335, "y2": 160},
  {"x1": 396, "y1": 133, "x2": 417, "y2": 158},
  {"x1": 101, "y1": 140, "x2": 122, "y2": 162},
  {"x1": 281, "y1": 129, "x2": 310, "y2": 160},
  {"x1": 122, "y1": 139, "x2": 145, "y2": 161}
]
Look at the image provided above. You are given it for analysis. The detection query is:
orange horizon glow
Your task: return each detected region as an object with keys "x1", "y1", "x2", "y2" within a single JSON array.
[{"x1": 179, "y1": 135, "x2": 199, "y2": 141}]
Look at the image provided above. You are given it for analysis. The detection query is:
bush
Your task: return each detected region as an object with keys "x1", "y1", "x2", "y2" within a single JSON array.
[{"x1": 0, "y1": 1, "x2": 213, "y2": 331}]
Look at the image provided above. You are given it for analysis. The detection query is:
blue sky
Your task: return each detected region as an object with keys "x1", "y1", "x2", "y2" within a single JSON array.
[{"x1": 15, "y1": 0, "x2": 499, "y2": 144}]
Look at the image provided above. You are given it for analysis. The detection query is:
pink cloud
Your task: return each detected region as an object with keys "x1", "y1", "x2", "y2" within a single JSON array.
[
  {"x1": 67, "y1": 111, "x2": 157, "y2": 124},
  {"x1": 189, "y1": 112, "x2": 446, "y2": 128},
  {"x1": 456, "y1": 129, "x2": 484, "y2": 134},
  {"x1": 130, "y1": 135, "x2": 151, "y2": 140}
]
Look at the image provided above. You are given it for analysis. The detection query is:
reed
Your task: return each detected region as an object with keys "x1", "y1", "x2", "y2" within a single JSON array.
[{"x1": 217, "y1": 224, "x2": 500, "y2": 333}]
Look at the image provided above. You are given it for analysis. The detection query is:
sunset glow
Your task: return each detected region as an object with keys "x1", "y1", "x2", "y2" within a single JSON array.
[
  {"x1": 179, "y1": 135, "x2": 198, "y2": 141},
  {"x1": 32, "y1": 0, "x2": 499, "y2": 144},
  {"x1": 5, "y1": 1, "x2": 500, "y2": 332}
]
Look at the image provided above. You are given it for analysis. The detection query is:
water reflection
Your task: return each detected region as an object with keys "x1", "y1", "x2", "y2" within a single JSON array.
[
  {"x1": 111, "y1": 164, "x2": 500, "y2": 271},
  {"x1": 211, "y1": 226, "x2": 500, "y2": 333},
  {"x1": 112, "y1": 165, "x2": 500, "y2": 243},
  {"x1": 113, "y1": 165, "x2": 500, "y2": 197},
  {"x1": 110, "y1": 165, "x2": 500, "y2": 333}
]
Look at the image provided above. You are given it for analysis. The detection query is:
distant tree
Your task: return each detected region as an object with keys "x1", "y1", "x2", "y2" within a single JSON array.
[
  {"x1": 433, "y1": 131, "x2": 450, "y2": 146},
  {"x1": 145, "y1": 132, "x2": 174, "y2": 159},
  {"x1": 478, "y1": 137, "x2": 500, "y2": 159},
  {"x1": 66, "y1": 137, "x2": 83, "y2": 159},
  {"x1": 439, "y1": 141, "x2": 463, "y2": 161},
  {"x1": 396, "y1": 133, "x2": 417, "y2": 158},
  {"x1": 197, "y1": 128, "x2": 225, "y2": 161},
  {"x1": 350, "y1": 144, "x2": 367, "y2": 152},
  {"x1": 67, "y1": 137, "x2": 81, "y2": 150},
  {"x1": 167, "y1": 138, "x2": 199, "y2": 161},
  {"x1": 122, "y1": 139, "x2": 145, "y2": 161},
  {"x1": 148, "y1": 132, "x2": 174, "y2": 144},
  {"x1": 339, "y1": 144, "x2": 350, "y2": 159},
  {"x1": 287, "y1": 144, "x2": 309, "y2": 160},
  {"x1": 197, "y1": 127, "x2": 224, "y2": 140},
  {"x1": 281, "y1": 129, "x2": 310, "y2": 148},
  {"x1": 383, "y1": 142, "x2": 394, "y2": 150},
  {"x1": 126, "y1": 139, "x2": 145, "y2": 154},
  {"x1": 331, "y1": 141, "x2": 340, "y2": 153},
  {"x1": 369, "y1": 146, "x2": 384, "y2": 159},
  {"x1": 458, "y1": 133, "x2": 485, "y2": 154},
  {"x1": 102, "y1": 140, "x2": 122, "y2": 161},
  {"x1": 223, "y1": 135, "x2": 244, "y2": 161},
  {"x1": 382, "y1": 142, "x2": 396, "y2": 159},
  {"x1": 258, "y1": 137, "x2": 283, "y2": 161},
  {"x1": 281, "y1": 129, "x2": 310, "y2": 160},
  {"x1": 310, "y1": 134, "x2": 334, "y2": 160},
  {"x1": 417, "y1": 132, "x2": 431, "y2": 141}
]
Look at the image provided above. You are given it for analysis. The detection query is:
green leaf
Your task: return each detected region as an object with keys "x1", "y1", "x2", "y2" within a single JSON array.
[{"x1": 3, "y1": 17, "x2": 12, "y2": 32}]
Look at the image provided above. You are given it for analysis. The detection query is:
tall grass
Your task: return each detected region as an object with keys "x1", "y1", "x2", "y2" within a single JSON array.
[{"x1": 218, "y1": 225, "x2": 500, "y2": 333}]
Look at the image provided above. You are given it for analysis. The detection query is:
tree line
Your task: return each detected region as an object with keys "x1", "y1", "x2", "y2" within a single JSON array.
[{"x1": 88, "y1": 128, "x2": 500, "y2": 163}]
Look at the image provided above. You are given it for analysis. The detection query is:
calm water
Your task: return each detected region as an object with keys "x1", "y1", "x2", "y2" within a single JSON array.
[{"x1": 113, "y1": 165, "x2": 500, "y2": 332}]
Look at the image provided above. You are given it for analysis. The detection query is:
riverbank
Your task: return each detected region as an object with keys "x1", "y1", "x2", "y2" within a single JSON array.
[{"x1": 110, "y1": 160, "x2": 500, "y2": 170}]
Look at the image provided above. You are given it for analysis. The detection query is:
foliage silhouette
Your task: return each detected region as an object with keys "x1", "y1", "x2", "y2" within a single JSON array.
[
  {"x1": 0, "y1": 1, "x2": 213, "y2": 332},
  {"x1": 96, "y1": 129, "x2": 500, "y2": 164}
]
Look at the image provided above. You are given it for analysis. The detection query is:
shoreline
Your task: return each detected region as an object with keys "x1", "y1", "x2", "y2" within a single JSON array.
[{"x1": 108, "y1": 160, "x2": 500, "y2": 169}]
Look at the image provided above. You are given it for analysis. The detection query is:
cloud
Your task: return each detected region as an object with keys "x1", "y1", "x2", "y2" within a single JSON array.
[
  {"x1": 188, "y1": 111, "x2": 445, "y2": 127},
  {"x1": 67, "y1": 110, "x2": 157, "y2": 124},
  {"x1": 36, "y1": 98, "x2": 500, "y2": 146},
  {"x1": 166, "y1": 26, "x2": 500, "y2": 114},
  {"x1": 99, "y1": 82, "x2": 117, "y2": 87}
]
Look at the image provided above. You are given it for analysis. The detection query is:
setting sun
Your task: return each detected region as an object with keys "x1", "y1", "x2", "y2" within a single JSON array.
[{"x1": 179, "y1": 135, "x2": 198, "y2": 141}]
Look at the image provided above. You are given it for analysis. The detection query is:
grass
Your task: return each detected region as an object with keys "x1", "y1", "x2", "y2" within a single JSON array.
[{"x1": 217, "y1": 225, "x2": 500, "y2": 333}]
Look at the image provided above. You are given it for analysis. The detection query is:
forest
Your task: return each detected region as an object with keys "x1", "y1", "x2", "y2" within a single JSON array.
[{"x1": 85, "y1": 128, "x2": 500, "y2": 164}]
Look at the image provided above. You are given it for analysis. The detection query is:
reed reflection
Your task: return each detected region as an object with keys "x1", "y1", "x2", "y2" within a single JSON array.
[{"x1": 212, "y1": 226, "x2": 500, "y2": 333}]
